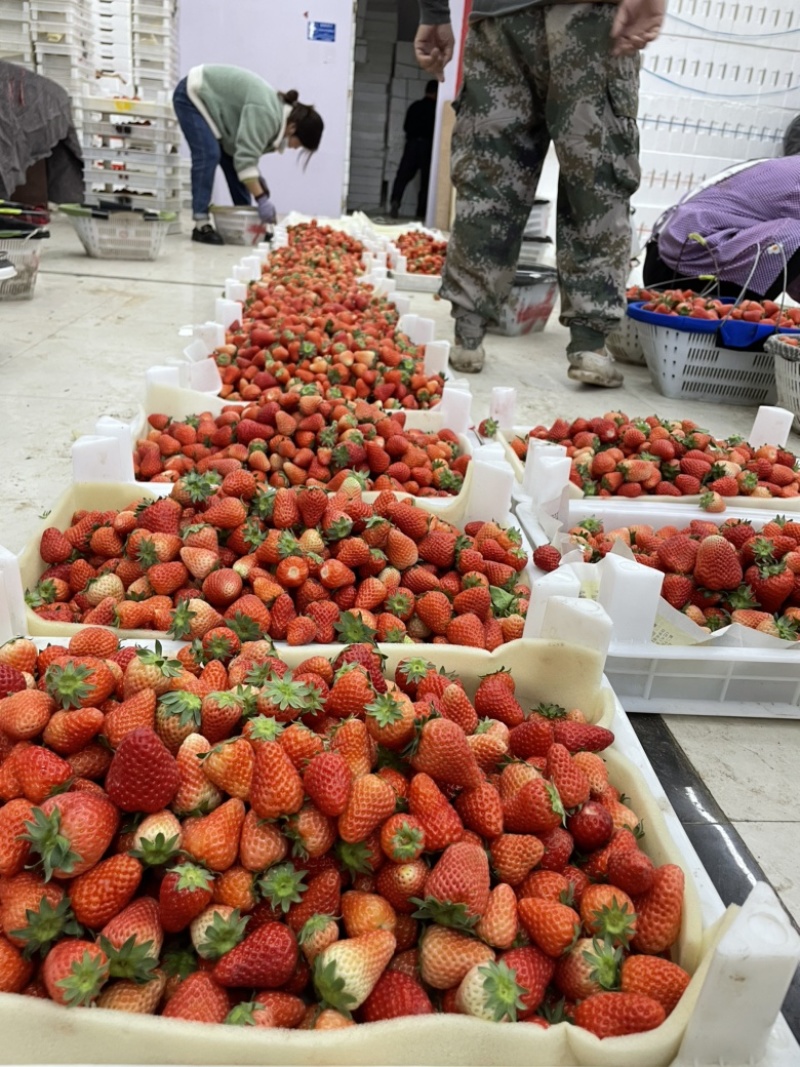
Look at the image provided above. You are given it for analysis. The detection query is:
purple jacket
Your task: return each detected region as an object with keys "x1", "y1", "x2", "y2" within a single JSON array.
[{"x1": 655, "y1": 157, "x2": 800, "y2": 299}]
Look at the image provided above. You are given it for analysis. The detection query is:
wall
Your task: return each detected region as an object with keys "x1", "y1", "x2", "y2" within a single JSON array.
[
  {"x1": 178, "y1": 0, "x2": 355, "y2": 218},
  {"x1": 426, "y1": 0, "x2": 466, "y2": 227}
]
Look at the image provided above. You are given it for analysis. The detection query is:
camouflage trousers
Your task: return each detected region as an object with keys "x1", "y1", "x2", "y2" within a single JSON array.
[{"x1": 444, "y1": 4, "x2": 641, "y2": 346}]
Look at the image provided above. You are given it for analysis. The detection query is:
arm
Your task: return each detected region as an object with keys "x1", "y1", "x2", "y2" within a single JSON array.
[
  {"x1": 233, "y1": 103, "x2": 278, "y2": 184},
  {"x1": 611, "y1": 0, "x2": 665, "y2": 57},
  {"x1": 415, "y1": 0, "x2": 455, "y2": 81}
]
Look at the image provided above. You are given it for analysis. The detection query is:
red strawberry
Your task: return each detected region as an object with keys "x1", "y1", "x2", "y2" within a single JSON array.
[
  {"x1": 620, "y1": 954, "x2": 690, "y2": 1015},
  {"x1": 303, "y1": 751, "x2": 353, "y2": 818},
  {"x1": 416, "y1": 842, "x2": 490, "y2": 929},
  {"x1": 42, "y1": 939, "x2": 109, "y2": 1006},
  {"x1": 0, "y1": 664, "x2": 26, "y2": 699},
  {"x1": 181, "y1": 798, "x2": 246, "y2": 872},
  {"x1": 159, "y1": 863, "x2": 215, "y2": 933},
  {"x1": 411, "y1": 717, "x2": 482, "y2": 789},
  {"x1": 607, "y1": 846, "x2": 655, "y2": 896},
  {"x1": 547, "y1": 743, "x2": 590, "y2": 809},
  {"x1": 566, "y1": 800, "x2": 614, "y2": 851},
  {"x1": 533, "y1": 545, "x2": 561, "y2": 572},
  {"x1": 69, "y1": 853, "x2": 143, "y2": 928},
  {"x1": 104, "y1": 727, "x2": 180, "y2": 813},
  {"x1": 214, "y1": 921, "x2": 298, "y2": 989},
  {"x1": 23, "y1": 792, "x2": 119, "y2": 880},
  {"x1": 250, "y1": 740, "x2": 304, "y2": 820},
  {"x1": 517, "y1": 898, "x2": 580, "y2": 957},
  {"x1": 631, "y1": 863, "x2": 684, "y2": 953},
  {"x1": 552, "y1": 721, "x2": 614, "y2": 753},
  {"x1": 360, "y1": 969, "x2": 434, "y2": 1021},
  {"x1": 693, "y1": 536, "x2": 743, "y2": 590},
  {"x1": 500, "y1": 945, "x2": 556, "y2": 1017},
  {"x1": 338, "y1": 774, "x2": 396, "y2": 844},
  {"x1": 573, "y1": 990, "x2": 665, "y2": 1038},
  {"x1": 161, "y1": 971, "x2": 231, "y2": 1023}
]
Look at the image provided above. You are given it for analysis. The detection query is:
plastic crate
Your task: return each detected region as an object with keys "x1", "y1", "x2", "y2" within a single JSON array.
[
  {"x1": 0, "y1": 235, "x2": 44, "y2": 300},
  {"x1": 523, "y1": 198, "x2": 551, "y2": 239},
  {"x1": 60, "y1": 204, "x2": 175, "y2": 259},
  {"x1": 606, "y1": 307, "x2": 645, "y2": 365},
  {"x1": 634, "y1": 318, "x2": 777, "y2": 405},
  {"x1": 767, "y1": 334, "x2": 800, "y2": 432},
  {"x1": 488, "y1": 268, "x2": 558, "y2": 337},
  {"x1": 210, "y1": 205, "x2": 266, "y2": 246}
]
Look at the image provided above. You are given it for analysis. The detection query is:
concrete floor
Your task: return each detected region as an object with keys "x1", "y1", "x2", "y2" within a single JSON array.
[{"x1": 1, "y1": 216, "x2": 798, "y2": 928}]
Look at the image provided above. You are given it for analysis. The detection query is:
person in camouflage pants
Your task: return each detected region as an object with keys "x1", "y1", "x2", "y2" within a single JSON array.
[{"x1": 414, "y1": 0, "x2": 664, "y2": 387}]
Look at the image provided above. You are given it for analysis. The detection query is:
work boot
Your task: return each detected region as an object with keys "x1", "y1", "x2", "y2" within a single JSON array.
[
  {"x1": 450, "y1": 341, "x2": 486, "y2": 373},
  {"x1": 192, "y1": 223, "x2": 224, "y2": 245},
  {"x1": 567, "y1": 349, "x2": 624, "y2": 387}
]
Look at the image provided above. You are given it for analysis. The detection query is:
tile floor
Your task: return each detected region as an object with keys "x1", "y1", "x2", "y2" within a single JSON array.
[{"x1": 1, "y1": 218, "x2": 798, "y2": 958}]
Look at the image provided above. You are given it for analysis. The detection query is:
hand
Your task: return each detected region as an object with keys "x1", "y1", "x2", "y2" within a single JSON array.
[
  {"x1": 611, "y1": 0, "x2": 665, "y2": 56},
  {"x1": 414, "y1": 23, "x2": 455, "y2": 81},
  {"x1": 256, "y1": 195, "x2": 277, "y2": 225}
]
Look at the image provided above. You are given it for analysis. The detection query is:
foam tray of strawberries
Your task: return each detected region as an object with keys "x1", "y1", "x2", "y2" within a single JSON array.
[
  {"x1": 495, "y1": 413, "x2": 800, "y2": 511},
  {"x1": 0, "y1": 631, "x2": 712, "y2": 1065},
  {"x1": 16, "y1": 481, "x2": 533, "y2": 647}
]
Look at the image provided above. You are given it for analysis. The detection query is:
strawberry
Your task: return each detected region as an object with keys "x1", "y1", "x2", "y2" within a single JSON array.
[
  {"x1": 500, "y1": 945, "x2": 556, "y2": 1017},
  {"x1": 285, "y1": 868, "x2": 342, "y2": 934},
  {"x1": 22, "y1": 792, "x2": 119, "y2": 880},
  {"x1": 380, "y1": 814, "x2": 426, "y2": 862},
  {"x1": 552, "y1": 721, "x2": 614, "y2": 753},
  {"x1": 104, "y1": 726, "x2": 180, "y2": 813},
  {"x1": 749, "y1": 560, "x2": 795, "y2": 614},
  {"x1": 555, "y1": 937, "x2": 621, "y2": 1001},
  {"x1": 411, "y1": 717, "x2": 482, "y2": 789},
  {"x1": 573, "y1": 990, "x2": 666, "y2": 1038},
  {"x1": 580, "y1": 884, "x2": 637, "y2": 946},
  {"x1": 250, "y1": 740, "x2": 304, "y2": 819},
  {"x1": 607, "y1": 845, "x2": 655, "y2": 896},
  {"x1": 620, "y1": 954, "x2": 691, "y2": 1015},
  {"x1": 503, "y1": 777, "x2": 563, "y2": 834},
  {"x1": 547, "y1": 743, "x2": 590, "y2": 809},
  {"x1": 408, "y1": 773, "x2": 464, "y2": 852},
  {"x1": 360, "y1": 969, "x2": 434, "y2": 1021},
  {"x1": 100, "y1": 895, "x2": 163, "y2": 964},
  {"x1": 159, "y1": 863, "x2": 215, "y2": 933},
  {"x1": 445, "y1": 613, "x2": 487, "y2": 649},
  {"x1": 566, "y1": 799, "x2": 614, "y2": 851},
  {"x1": 327, "y1": 666, "x2": 375, "y2": 719},
  {"x1": 201, "y1": 737, "x2": 254, "y2": 799},
  {"x1": 474, "y1": 883, "x2": 519, "y2": 950},
  {"x1": 440, "y1": 683, "x2": 479, "y2": 734},
  {"x1": 0, "y1": 689, "x2": 54, "y2": 741},
  {"x1": 517, "y1": 898, "x2": 580, "y2": 957},
  {"x1": 181, "y1": 798, "x2": 246, "y2": 872},
  {"x1": 418, "y1": 924, "x2": 495, "y2": 990},
  {"x1": 693, "y1": 535, "x2": 743, "y2": 590},
  {"x1": 341, "y1": 890, "x2": 397, "y2": 938},
  {"x1": 14, "y1": 746, "x2": 71, "y2": 805},
  {"x1": 474, "y1": 677, "x2": 524, "y2": 727},
  {"x1": 414, "y1": 842, "x2": 490, "y2": 929},
  {"x1": 42, "y1": 939, "x2": 109, "y2": 1006},
  {"x1": 0, "y1": 664, "x2": 26, "y2": 699},
  {"x1": 161, "y1": 970, "x2": 231, "y2": 1023},
  {"x1": 69, "y1": 854, "x2": 143, "y2": 928},
  {"x1": 631, "y1": 863, "x2": 684, "y2": 953},
  {"x1": 313, "y1": 929, "x2": 396, "y2": 1012},
  {"x1": 489, "y1": 833, "x2": 544, "y2": 886},
  {"x1": 455, "y1": 958, "x2": 528, "y2": 1022},
  {"x1": 42, "y1": 706, "x2": 104, "y2": 755},
  {"x1": 214, "y1": 921, "x2": 298, "y2": 988},
  {"x1": 0, "y1": 798, "x2": 34, "y2": 878},
  {"x1": 338, "y1": 773, "x2": 396, "y2": 843},
  {"x1": 454, "y1": 780, "x2": 503, "y2": 838},
  {"x1": 97, "y1": 971, "x2": 167, "y2": 1014},
  {"x1": 532, "y1": 545, "x2": 561, "y2": 572},
  {"x1": 0, "y1": 934, "x2": 34, "y2": 994}
]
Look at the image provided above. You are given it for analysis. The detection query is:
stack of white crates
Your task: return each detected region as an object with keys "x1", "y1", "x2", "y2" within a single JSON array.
[
  {"x1": 384, "y1": 41, "x2": 434, "y2": 218},
  {"x1": 632, "y1": 0, "x2": 799, "y2": 248},
  {"x1": 30, "y1": 0, "x2": 94, "y2": 106},
  {"x1": 94, "y1": 0, "x2": 132, "y2": 87},
  {"x1": 347, "y1": 0, "x2": 395, "y2": 212},
  {"x1": 131, "y1": 0, "x2": 178, "y2": 100},
  {"x1": 0, "y1": 1, "x2": 34, "y2": 69},
  {"x1": 81, "y1": 94, "x2": 182, "y2": 231}
]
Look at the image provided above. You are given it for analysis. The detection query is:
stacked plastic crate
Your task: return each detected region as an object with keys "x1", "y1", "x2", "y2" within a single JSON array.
[
  {"x1": 81, "y1": 0, "x2": 181, "y2": 230},
  {"x1": 29, "y1": 0, "x2": 94, "y2": 107},
  {"x1": 0, "y1": 0, "x2": 34, "y2": 69},
  {"x1": 131, "y1": 0, "x2": 179, "y2": 100},
  {"x1": 632, "y1": 0, "x2": 799, "y2": 247}
]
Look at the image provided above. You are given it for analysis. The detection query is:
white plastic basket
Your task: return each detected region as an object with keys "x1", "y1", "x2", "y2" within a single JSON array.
[
  {"x1": 606, "y1": 308, "x2": 645, "y2": 365},
  {"x1": 210, "y1": 205, "x2": 267, "y2": 246},
  {"x1": 523, "y1": 198, "x2": 551, "y2": 238},
  {"x1": 0, "y1": 235, "x2": 43, "y2": 300},
  {"x1": 766, "y1": 334, "x2": 800, "y2": 433},
  {"x1": 488, "y1": 268, "x2": 558, "y2": 337},
  {"x1": 637, "y1": 320, "x2": 777, "y2": 405},
  {"x1": 60, "y1": 205, "x2": 175, "y2": 259}
]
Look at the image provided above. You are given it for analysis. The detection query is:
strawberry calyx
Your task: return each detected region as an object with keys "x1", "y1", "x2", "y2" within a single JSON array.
[
  {"x1": 726, "y1": 585, "x2": 760, "y2": 610},
  {"x1": 299, "y1": 913, "x2": 336, "y2": 945},
  {"x1": 476, "y1": 959, "x2": 527, "y2": 1022},
  {"x1": 170, "y1": 862, "x2": 214, "y2": 893},
  {"x1": 129, "y1": 830, "x2": 181, "y2": 867},
  {"x1": 22, "y1": 807, "x2": 82, "y2": 881},
  {"x1": 195, "y1": 908, "x2": 249, "y2": 959},
  {"x1": 25, "y1": 581, "x2": 58, "y2": 608},
  {"x1": 226, "y1": 612, "x2": 268, "y2": 643},
  {"x1": 157, "y1": 690, "x2": 202, "y2": 729},
  {"x1": 167, "y1": 601, "x2": 200, "y2": 640},
  {"x1": 333, "y1": 613, "x2": 377, "y2": 645},
  {"x1": 335, "y1": 839, "x2": 375, "y2": 876},
  {"x1": 410, "y1": 895, "x2": 479, "y2": 931},
  {"x1": 245, "y1": 715, "x2": 284, "y2": 741},
  {"x1": 44, "y1": 662, "x2": 93, "y2": 709},
  {"x1": 98, "y1": 934, "x2": 159, "y2": 983},
  {"x1": 365, "y1": 692, "x2": 405, "y2": 730},
  {"x1": 134, "y1": 642, "x2": 183, "y2": 678},
  {"x1": 587, "y1": 900, "x2": 637, "y2": 949},
  {"x1": 489, "y1": 586, "x2": 519, "y2": 616},
  {"x1": 258, "y1": 862, "x2": 307, "y2": 913},
  {"x1": 224, "y1": 1001, "x2": 262, "y2": 1026},
  {"x1": 312, "y1": 955, "x2": 357, "y2": 1016},
  {"x1": 10, "y1": 896, "x2": 81, "y2": 957},
  {"x1": 532, "y1": 702, "x2": 568, "y2": 721},
  {"x1": 384, "y1": 818, "x2": 425, "y2": 862},
  {"x1": 582, "y1": 937, "x2": 623, "y2": 990},
  {"x1": 262, "y1": 672, "x2": 323, "y2": 716},
  {"x1": 55, "y1": 948, "x2": 110, "y2": 1006},
  {"x1": 161, "y1": 945, "x2": 198, "y2": 980}
]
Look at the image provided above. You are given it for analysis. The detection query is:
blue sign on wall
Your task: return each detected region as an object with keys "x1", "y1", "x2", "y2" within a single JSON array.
[{"x1": 308, "y1": 21, "x2": 336, "y2": 42}]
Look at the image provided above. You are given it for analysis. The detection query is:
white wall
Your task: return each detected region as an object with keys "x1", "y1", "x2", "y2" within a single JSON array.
[{"x1": 178, "y1": 0, "x2": 355, "y2": 218}]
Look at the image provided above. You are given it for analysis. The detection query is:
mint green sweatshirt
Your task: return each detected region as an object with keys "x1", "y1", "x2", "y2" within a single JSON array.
[{"x1": 186, "y1": 65, "x2": 289, "y2": 182}]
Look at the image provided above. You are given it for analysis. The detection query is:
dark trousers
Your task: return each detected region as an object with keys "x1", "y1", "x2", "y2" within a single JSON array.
[
  {"x1": 172, "y1": 77, "x2": 251, "y2": 220},
  {"x1": 643, "y1": 240, "x2": 800, "y2": 302},
  {"x1": 391, "y1": 138, "x2": 433, "y2": 217}
]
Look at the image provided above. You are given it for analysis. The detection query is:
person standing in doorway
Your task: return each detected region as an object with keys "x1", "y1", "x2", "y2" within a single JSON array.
[
  {"x1": 413, "y1": 0, "x2": 664, "y2": 386},
  {"x1": 390, "y1": 80, "x2": 438, "y2": 220}
]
